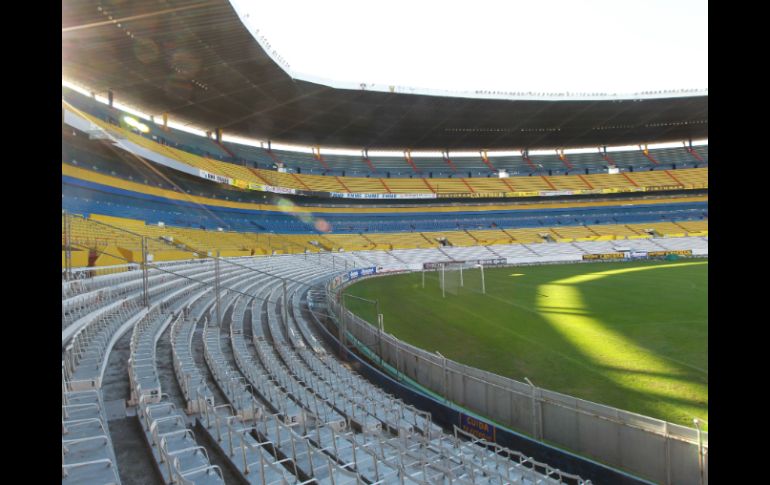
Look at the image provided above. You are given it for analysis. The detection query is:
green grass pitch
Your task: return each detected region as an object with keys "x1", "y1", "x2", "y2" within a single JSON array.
[{"x1": 345, "y1": 258, "x2": 707, "y2": 429}]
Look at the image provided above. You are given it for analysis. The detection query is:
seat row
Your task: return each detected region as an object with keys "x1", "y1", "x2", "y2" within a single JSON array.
[
  {"x1": 129, "y1": 303, "x2": 225, "y2": 484},
  {"x1": 62, "y1": 370, "x2": 122, "y2": 485},
  {"x1": 61, "y1": 247, "x2": 617, "y2": 484},
  {"x1": 254, "y1": 259, "x2": 577, "y2": 484},
  {"x1": 61, "y1": 263, "x2": 221, "y2": 484}
]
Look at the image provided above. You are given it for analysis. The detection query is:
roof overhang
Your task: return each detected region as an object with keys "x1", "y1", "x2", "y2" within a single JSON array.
[{"x1": 62, "y1": 0, "x2": 708, "y2": 150}]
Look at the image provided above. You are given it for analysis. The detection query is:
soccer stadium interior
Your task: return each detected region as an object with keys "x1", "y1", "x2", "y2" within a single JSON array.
[{"x1": 61, "y1": 2, "x2": 708, "y2": 484}]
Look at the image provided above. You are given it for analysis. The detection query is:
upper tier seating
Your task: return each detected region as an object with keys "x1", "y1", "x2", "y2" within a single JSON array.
[{"x1": 64, "y1": 88, "x2": 708, "y2": 198}]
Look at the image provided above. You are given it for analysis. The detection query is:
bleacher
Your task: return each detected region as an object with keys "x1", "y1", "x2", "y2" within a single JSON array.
[
  {"x1": 62, "y1": 376, "x2": 122, "y2": 485},
  {"x1": 63, "y1": 208, "x2": 708, "y2": 265},
  {"x1": 62, "y1": 201, "x2": 708, "y2": 483},
  {"x1": 62, "y1": 161, "x2": 708, "y2": 238},
  {"x1": 65, "y1": 104, "x2": 709, "y2": 196},
  {"x1": 130, "y1": 305, "x2": 226, "y2": 484},
  {"x1": 64, "y1": 87, "x2": 708, "y2": 199}
]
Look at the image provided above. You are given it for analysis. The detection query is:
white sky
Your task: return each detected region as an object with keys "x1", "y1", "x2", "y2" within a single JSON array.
[{"x1": 233, "y1": 0, "x2": 707, "y2": 95}]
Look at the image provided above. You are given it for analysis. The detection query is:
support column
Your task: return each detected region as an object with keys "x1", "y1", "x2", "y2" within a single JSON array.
[
  {"x1": 141, "y1": 236, "x2": 149, "y2": 308},
  {"x1": 525, "y1": 377, "x2": 540, "y2": 440},
  {"x1": 63, "y1": 212, "x2": 72, "y2": 282},
  {"x1": 283, "y1": 279, "x2": 289, "y2": 337},
  {"x1": 338, "y1": 299, "x2": 347, "y2": 360},
  {"x1": 437, "y1": 351, "x2": 448, "y2": 403},
  {"x1": 377, "y1": 313, "x2": 384, "y2": 367},
  {"x1": 694, "y1": 419, "x2": 705, "y2": 485},
  {"x1": 663, "y1": 421, "x2": 671, "y2": 485},
  {"x1": 214, "y1": 252, "x2": 222, "y2": 326},
  {"x1": 395, "y1": 340, "x2": 401, "y2": 381}
]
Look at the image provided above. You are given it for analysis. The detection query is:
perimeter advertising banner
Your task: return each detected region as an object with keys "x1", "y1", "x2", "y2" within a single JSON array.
[
  {"x1": 330, "y1": 266, "x2": 378, "y2": 290},
  {"x1": 647, "y1": 249, "x2": 693, "y2": 257},
  {"x1": 507, "y1": 191, "x2": 541, "y2": 197},
  {"x1": 436, "y1": 192, "x2": 507, "y2": 199},
  {"x1": 477, "y1": 258, "x2": 508, "y2": 266},
  {"x1": 231, "y1": 179, "x2": 249, "y2": 189},
  {"x1": 265, "y1": 185, "x2": 297, "y2": 195},
  {"x1": 422, "y1": 258, "x2": 506, "y2": 269},
  {"x1": 329, "y1": 192, "x2": 437, "y2": 200},
  {"x1": 199, "y1": 170, "x2": 297, "y2": 196},
  {"x1": 583, "y1": 253, "x2": 626, "y2": 260},
  {"x1": 644, "y1": 185, "x2": 685, "y2": 192},
  {"x1": 198, "y1": 169, "x2": 232, "y2": 185},
  {"x1": 434, "y1": 187, "x2": 644, "y2": 199},
  {"x1": 458, "y1": 413, "x2": 496, "y2": 441},
  {"x1": 348, "y1": 267, "x2": 377, "y2": 280},
  {"x1": 539, "y1": 190, "x2": 575, "y2": 197}
]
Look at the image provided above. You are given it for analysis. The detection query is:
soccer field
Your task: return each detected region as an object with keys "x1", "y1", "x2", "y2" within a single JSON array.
[{"x1": 345, "y1": 258, "x2": 708, "y2": 429}]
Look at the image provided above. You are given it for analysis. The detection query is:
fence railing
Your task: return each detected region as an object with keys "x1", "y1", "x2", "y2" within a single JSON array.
[{"x1": 327, "y1": 275, "x2": 708, "y2": 485}]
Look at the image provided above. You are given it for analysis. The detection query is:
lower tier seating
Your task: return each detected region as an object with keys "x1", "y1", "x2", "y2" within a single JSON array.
[{"x1": 64, "y1": 212, "x2": 708, "y2": 265}]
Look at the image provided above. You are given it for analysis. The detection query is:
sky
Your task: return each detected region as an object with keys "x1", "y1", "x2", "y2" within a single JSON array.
[{"x1": 230, "y1": 0, "x2": 707, "y2": 96}]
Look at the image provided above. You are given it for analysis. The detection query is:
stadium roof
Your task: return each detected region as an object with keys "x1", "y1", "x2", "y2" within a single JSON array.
[{"x1": 62, "y1": 0, "x2": 708, "y2": 150}]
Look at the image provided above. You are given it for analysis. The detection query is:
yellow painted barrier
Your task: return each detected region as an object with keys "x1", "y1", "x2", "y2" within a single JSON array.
[
  {"x1": 151, "y1": 250, "x2": 201, "y2": 262},
  {"x1": 91, "y1": 214, "x2": 145, "y2": 228},
  {"x1": 94, "y1": 245, "x2": 126, "y2": 266},
  {"x1": 62, "y1": 250, "x2": 89, "y2": 268},
  {"x1": 219, "y1": 250, "x2": 253, "y2": 258}
]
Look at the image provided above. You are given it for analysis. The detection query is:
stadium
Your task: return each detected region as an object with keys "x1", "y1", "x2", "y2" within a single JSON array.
[{"x1": 61, "y1": 1, "x2": 707, "y2": 484}]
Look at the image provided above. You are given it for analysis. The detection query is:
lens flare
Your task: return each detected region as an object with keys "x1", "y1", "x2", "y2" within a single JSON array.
[
  {"x1": 314, "y1": 218, "x2": 331, "y2": 233},
  {"x1": 275, "y1": 197, "x2": 330, "y2": 232}
]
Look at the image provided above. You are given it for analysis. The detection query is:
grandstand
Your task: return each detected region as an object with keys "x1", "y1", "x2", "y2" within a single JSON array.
[
  {"x1": 62, "y1": 1, "x2": 707, "y2": 484},
  {"x1": 64, "y1": 88, "x2": 708, "y2": 198}
]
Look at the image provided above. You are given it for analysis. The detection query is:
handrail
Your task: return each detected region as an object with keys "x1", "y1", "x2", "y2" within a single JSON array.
[
  {"x1": 179, "y1": 464, "x2": 224, "y2": 483},
  {"x1": 62, "y1": 434, "x2": 110, "y2": 447},
  {"x1": 62, "y1": 457, "x2": 116, "y2": 472}
]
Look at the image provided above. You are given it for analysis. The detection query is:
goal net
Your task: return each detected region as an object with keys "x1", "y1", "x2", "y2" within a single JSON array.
[{"x1": 426, "y1": 261, "x2": 486, "y2": 297}]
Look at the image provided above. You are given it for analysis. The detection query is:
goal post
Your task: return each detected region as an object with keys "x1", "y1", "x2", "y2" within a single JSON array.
[
  {"x1": 422, "y1": 259, "x2": 501, "y2": 296},
  {"x1": 439, "y1": 261, "x2": 486, "y2": 297}
]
